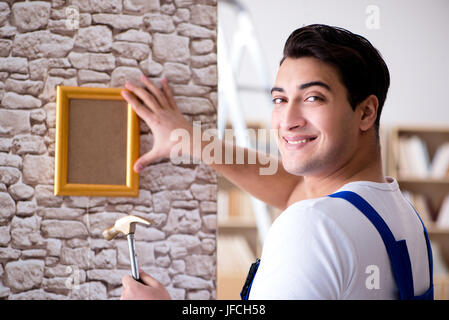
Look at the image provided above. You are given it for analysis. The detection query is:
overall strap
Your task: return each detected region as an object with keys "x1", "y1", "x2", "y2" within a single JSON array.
[
  {"x1": 329, "y1": 191, "x2": 416, "y2": 299},
  {"x1": 405, "y1": 199, "x2": 434, "y2": 300}
]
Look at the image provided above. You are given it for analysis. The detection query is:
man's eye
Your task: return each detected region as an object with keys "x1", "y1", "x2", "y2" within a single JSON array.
[
  {"x1": 272, "y1": 97, "x2": 285, "y2": 104},
  {"x1": 305, "y1": 96, "x2": 323, "y2": 102}
]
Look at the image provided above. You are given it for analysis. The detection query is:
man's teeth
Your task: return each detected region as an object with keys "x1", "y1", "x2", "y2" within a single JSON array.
[{"x1": 286, "y1": 138, "x2": 314, "y2": 144}]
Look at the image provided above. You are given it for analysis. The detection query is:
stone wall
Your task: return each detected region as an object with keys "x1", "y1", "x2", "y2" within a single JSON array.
[{"x1": 0, "y1": 0, "x2": 217, "y2": 300}]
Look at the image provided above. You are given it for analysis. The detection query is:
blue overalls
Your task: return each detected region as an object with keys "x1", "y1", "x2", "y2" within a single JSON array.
[{"x1": 241, "y1": 191, "x2": 434, "y2": 300}]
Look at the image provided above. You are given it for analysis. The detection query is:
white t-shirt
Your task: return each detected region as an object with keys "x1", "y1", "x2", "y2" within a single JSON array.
[{"x1": 249, "y1": 177, "x2": 431, "y2": 299}]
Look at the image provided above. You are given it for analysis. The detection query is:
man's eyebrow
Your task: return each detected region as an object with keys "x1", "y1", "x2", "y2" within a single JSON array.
[
  {"x1": 270, "y1": 87, "x2": 284, "y2": 94},
  {"x1": 270, "y1": 81, "x2": 331, "y2": 95},
  {"x1": 299, "y1": 81, "x2": 331, "y2": 91}
]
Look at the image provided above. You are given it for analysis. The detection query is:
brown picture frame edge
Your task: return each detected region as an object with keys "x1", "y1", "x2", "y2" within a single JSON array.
[{"x1": 54, "y1": 85, "x2": 140, "y2": 197}]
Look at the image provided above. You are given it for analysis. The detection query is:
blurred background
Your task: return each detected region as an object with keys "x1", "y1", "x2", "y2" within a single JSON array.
[{"x1": 216, "y1": 0, "x2": 449, "y2": 299}]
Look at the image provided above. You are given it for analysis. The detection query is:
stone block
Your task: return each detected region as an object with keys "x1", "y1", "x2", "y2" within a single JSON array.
[
  {"x1": 78, "y1": 69, "x2": 110, "y2": 84},
  {"x1": 12, "y1": 134, "x2": 46, "y2": 155},
  {"x1": 190, "y1": 5, "x2": 216, "y2": 27},
  {"x1": 8, "y1": 183, "x2": 34, "y2": 201},
  {"x1": 143, "y1": 14, "x2": 175, "y2": 33},
  {"x1": 35, "y1": 185, "x2": 63, "y2": 207},
  {"x1": 5, "y1": 79, "x2": 44, "y2": 97},
  {"x1": 12, "y1": 30, "x2": 74, "y2": 58},
  {"x1": 174, "y1": 96, "x2": 215, "y2": 115},
  {"x1": 139, "y1": 58, "x2": 163, "y2": 77},
  {"x1": 0, "y1": 3, "x2": 10, "y2": 27},
  {"x1": 22, "y1": 155, "x2": 54, "y2": 185},
  {"x1": 0, "y1": 109, "x2": 31, "y2": 136},
  {"x1": 0, "y1": 167, "x2": 21, "y2": 186},
  {"x1": 164, "y1": 208, "x2": 201, "y2": 234},
  {"x1": 60, "y1": 247, "x2": 90, "y2": 269},
  {"x1": 114, "y1": 29, "x2": 151, "y2": 44},
  {"x1": 1, "y1": 92, "x2": 42, "y2": 109},
  {"x1": 11, "y1": 1, "x2": 51, "y2": 32},
  {"x1": 0, "y1": 152, "x2": 22, "y2": 168},
  {"x1": 5, "y1": 259, "x2": 45, "y2": 291},
  {"x1": 172, "y1": 274, "x2": 213, "y2": 290},
  {"x1": 87, "y1": 269, "x2": 129, "y2": 286},
  {"x1": 68, "y1": 52, "x2": 115, "y2": 71},
  {"x1": 110, "y1": 66, "x2": 143, "y2": 87},
  {"x1": 112, "y1": 41, "x2": 150, "y2": 61},
  {"x1": 139, "y1": 162, "x2": 196, "y2": 192},
  {"x1": 75, "y1": 25, "x2": 112, "y2": 52},
  {"x1": 163, "y1": 62, "x2": 191, "y2": 83},
  {"x1": 123, "y1": 0, "x2": 160, "y2": 13},
  {"x1": 0, "y1": 39, "x2": 12, "y2": 57},
  {"x1": 71, "y1": 0, "x2": 122, "y2": 13},
  {"x1": 92, "y1": 14, "x2": 142, "y2": 30},
  {"x1": 0, "y1": 57, "x2": 27, "y2": 73},
  {"x1": 41, "y1": 220, "x2": 88, "y2": 239},
  {"x1": 191, "y1": 39, "x2": 214, "y2": 55},
  {"x1": 153, "y1": 33, "x2": 189, "y2": 63},
  {"x1": 0, "y1": 225, "x2": 10, "y2": 246},
  {"x1": 190, "y1": 183, "x2": 217, "y2": 201},
  {"x1": 177, "y1": 23, "x2": 215, "y2": 39},
  {"x1": 192, "y1": 65, "x2": 217, "y2": 86}
]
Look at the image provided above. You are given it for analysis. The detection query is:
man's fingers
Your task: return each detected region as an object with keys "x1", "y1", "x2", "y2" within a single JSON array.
[
  {"x1": 139, "y1": 270, "x2": 161, "y2": 288},
  {"x1": 161, "y1": 78, "x2": 178, "y2": 111},
  {"x1": 122, "y1": 274, "x2": 140, "y2": 288},
  {"x1": 134, "y1": 150, "x2": 161, "y2": 173},
  {"x1": 140, "y1": 75, "x2": 170, "y2": 109},
  {"x1": 124, "y1": 82, "x2": 159, "y2": 113},
  {"x1": 121, "y1": 90, "x2": 153, "y2": 121}
]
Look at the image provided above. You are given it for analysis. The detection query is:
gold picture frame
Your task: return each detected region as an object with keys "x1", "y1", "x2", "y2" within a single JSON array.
[{"x1": 54, "y1": 85, "x2": 140, "y2": 197}]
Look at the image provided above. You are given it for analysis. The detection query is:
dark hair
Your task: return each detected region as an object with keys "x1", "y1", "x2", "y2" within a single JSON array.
[{"x1": 281, "y1": 24, "x2": 390, "y2": 135}]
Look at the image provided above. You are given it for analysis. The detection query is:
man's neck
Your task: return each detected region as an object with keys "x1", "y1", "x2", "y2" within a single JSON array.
[{"x1": 302, "y1": 144, "x2": 385, "y2": 200}]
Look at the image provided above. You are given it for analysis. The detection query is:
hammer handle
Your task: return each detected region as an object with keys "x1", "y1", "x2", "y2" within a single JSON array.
[{"x1": 127, "y1": 233, "x2": 142, "y2": 283}]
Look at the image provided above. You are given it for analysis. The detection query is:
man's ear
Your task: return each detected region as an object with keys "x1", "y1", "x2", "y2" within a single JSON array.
[{"x1": 357, "y1": 94, "x2": 379, "y2": 132}]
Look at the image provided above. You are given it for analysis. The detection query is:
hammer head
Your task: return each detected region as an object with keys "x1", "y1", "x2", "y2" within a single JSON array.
[{"x1": 103, "y1": 215, "x2": 154, "y2": 240}]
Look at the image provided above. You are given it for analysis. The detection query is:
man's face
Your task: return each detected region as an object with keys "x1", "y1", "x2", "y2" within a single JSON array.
[{"x1": 271, "y1": 57, "x2": 360, "y2": 177}]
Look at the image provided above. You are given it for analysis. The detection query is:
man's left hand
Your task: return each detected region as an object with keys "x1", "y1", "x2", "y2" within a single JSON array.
[{"x1": 121, "y1": 270, "x2": 171, "y2": 300}]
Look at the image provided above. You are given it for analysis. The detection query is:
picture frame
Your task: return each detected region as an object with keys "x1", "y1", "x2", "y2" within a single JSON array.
[{"x1": 54, "y1": 85, "x2": 140, "y2": 197}]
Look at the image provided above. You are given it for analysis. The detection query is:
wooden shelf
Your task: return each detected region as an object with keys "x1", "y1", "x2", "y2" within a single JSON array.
[
  {"x1": 218, "y1": 218, "x2": 257, "y2": 229},
  {"x1": 398, "y1": 178, "x2": 449, "y2": 185},
  {"x1": 428, "y1": 227, "x2": 449, "y2": 236},
  {"x1": 387, "y1": 125, "x2": 449, "y2": 300}
]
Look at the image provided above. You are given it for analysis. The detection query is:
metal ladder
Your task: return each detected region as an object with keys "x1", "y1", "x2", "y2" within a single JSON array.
[{"x1": 217, "y1": 0, "x2": 273, "y2": 245}]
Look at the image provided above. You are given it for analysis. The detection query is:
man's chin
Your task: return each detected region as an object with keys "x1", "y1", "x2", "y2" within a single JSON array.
[{"x1": 282, "y1": 159, "x2": 321, "y2": 177}]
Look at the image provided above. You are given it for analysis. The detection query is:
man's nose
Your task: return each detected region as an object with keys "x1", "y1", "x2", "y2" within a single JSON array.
[{"x1": 280, "y1": 103, "x2": 307, "y2": 131}]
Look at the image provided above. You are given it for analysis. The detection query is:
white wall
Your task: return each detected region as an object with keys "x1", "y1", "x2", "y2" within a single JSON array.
[{"x1": 219, "y1": 0, "x2": 449, "y2": 128}]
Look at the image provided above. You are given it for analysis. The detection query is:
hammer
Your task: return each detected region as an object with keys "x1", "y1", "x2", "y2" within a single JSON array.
[{"x1": 103, "y1": 215, "x2": 154, "y2": 283}]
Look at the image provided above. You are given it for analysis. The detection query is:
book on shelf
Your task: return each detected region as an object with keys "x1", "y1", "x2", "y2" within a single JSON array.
[
  {"x1": 436, "y1": 194, "x2": 449, "y2": 229},
  {"x1": 402, "y1": 191, "x2": 433, "y2": 227},
  {"x1": 398, "y1": 135, "x2": 430, "y2": 178},
  {"x1": 430, "y1": 142, "x2": 449, "y2": 179},
  {"x1": 398, "y1": 135, "x2": 449, "y2": 179}
]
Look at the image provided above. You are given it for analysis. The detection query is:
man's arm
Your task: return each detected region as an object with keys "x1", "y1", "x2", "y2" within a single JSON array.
[
  {"x1": 204, "y1": 139, "x2": 302, "y2": 210},
  {"x1": 121, "y1": 76, "x2": 303, "y2": 211}
]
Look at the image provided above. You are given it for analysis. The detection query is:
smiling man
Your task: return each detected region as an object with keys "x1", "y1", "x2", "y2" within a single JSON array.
[{"x1": 120, "y1": 24, "x2": 433, "y2": 300}]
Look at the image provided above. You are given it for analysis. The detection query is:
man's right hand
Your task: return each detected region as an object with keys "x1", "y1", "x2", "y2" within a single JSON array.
[{"x1": 121, "y1": 75, "x2": 193, "y2": 173}]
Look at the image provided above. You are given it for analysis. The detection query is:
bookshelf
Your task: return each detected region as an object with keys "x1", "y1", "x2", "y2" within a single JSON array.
[
  {"x1": 387, "y1": 125, "x2": 449, "y2": 299},
  {"x1": 216, "y1": 121, "x2": 276, "y2": 299}
]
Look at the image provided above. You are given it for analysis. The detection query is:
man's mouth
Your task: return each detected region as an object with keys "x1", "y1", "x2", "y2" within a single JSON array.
[{"x1": 283, "y1": 135, "x2": 317, "y2": 145}]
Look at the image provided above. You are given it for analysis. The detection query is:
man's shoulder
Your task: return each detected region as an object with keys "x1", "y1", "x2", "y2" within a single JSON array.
[{"x1": 273, "y1": 196, "x2": 352, "y2": 234}]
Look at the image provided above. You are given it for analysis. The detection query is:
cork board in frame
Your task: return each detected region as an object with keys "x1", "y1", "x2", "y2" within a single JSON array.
[{"x1": 54, "y1": 85, "x2": 140, "y2": 197}]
